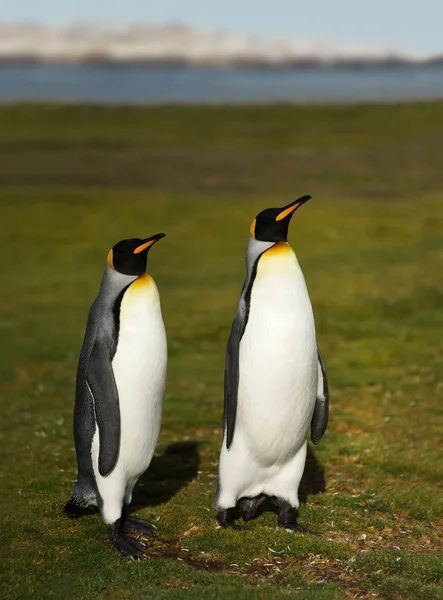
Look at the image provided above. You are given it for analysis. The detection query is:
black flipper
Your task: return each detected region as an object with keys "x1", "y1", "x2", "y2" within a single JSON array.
[
  {"x1": 224, "y1": 312, "x2": 244, "y2": 449},
  {"x1": 311, "y1": 347, "x2": 329, "y2": 445},
  {"x1": 224, "y1": 251, "x2": 264, "y2": 449},
  {"x1": 87, "y1": 336, "x2": 120, "y2": 477}
]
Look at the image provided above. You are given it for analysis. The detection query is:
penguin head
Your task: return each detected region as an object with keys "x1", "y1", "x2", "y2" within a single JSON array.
[
  {"x1": 249, "y1": 195, "x2": 311, "y2": 243},
  {"x1": 107, "y1": 233, "x2": 165, "y2": 276}
]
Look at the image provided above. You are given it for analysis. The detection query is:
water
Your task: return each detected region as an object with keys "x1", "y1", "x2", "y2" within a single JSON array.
[{"x1": 1, "y1": 63, "x2": 443, "y2": 103}]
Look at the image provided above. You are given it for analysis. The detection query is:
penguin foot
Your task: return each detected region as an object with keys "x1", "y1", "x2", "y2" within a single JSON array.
[
  {"x1": 122, "y1": 515, "x2": 157, "y2": 538},
  {"x1": 107, "y1": 520, "x2": 147, "y2": 559},
  {"x1": 276, "y1": 501, "x2": 316, "y2": 534},
  {"x1": 63, "y1": 497, "x2": 97, "y2": 519},
  {"x1": 216, "y1": 508, "x2": 253, "y2": 530},
  {"x1": 112, "y1": 532, "x2": 147, "y2": 559},
  {"x1": 281, "y1": 521, "x2": 317, "y2": 534}
]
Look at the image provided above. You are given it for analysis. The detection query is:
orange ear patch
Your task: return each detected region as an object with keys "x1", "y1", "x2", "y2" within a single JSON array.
[
  {"x1": 107, "y1": 249, "x2": 114, "y2": 269},
  {"x1": 249, "y1": 218, "x2": 257, "y2": 239}
]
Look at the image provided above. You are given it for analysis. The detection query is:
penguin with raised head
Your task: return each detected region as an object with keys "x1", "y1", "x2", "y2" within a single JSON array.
[
  {"x1": 213, "y1": 196, "x2": 328, "y2": 531},
  {"x1": 64, "y1": 233, "x2": 167, "y2": 558}
]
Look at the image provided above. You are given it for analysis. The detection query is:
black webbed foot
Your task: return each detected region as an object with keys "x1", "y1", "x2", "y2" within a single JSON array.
[
  {"x1": 113, "y1": 532, "x2": 147, "y2": 559},
  {"x1": 281, "y1": 521, "x2": 317, "y2": 534},
  {"x1": 216, "y1": 508, "x2": 253, "y2": 530},
  {"x1": 107, "y1": 519, "x2": 147, "y2": 559},
  {"x1": 122, "y1": 515, "x2": 157, "y2": 538},
  {"x1": 276, "y1": 499, "x2": 317, "y2": 534}
]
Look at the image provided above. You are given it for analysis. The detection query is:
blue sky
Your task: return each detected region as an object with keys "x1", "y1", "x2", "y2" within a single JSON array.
[{"x1": 2, "y1": 1, "x2": 442, "y2": 54}]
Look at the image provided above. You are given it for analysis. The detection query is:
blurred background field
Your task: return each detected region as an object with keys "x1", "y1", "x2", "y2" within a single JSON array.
[{"x1": 1, "y1": 102, "x2": 442, "y2": 599}]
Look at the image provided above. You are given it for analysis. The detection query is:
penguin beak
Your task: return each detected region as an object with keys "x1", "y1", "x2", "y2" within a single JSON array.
[
  {"x1": 133, "y1": 232, "x2": 166, "y2": 254},
  {"x1": 276, "y1": 195, "x2": 312, "y2": 222}
]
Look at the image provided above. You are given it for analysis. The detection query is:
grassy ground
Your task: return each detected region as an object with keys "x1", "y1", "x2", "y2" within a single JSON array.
[{"x1": 1, "y1": 103, "x2": 442, "y2": 599}]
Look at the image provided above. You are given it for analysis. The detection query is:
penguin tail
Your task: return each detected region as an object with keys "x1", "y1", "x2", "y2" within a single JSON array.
[
  {"x1": 63, "y1": 493, "x2": 98, "y2": 519},
  {"x1": 239, "y1": 495, "x2": 267, "y2": 522}
]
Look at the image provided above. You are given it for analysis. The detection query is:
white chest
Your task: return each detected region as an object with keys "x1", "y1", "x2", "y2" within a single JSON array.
[
  {"x1": 111, "y1": 274, "x2": 167, "y2": 471},
  {"x1": 237, "y1": 244, "x2": 317, "y2": 462}
]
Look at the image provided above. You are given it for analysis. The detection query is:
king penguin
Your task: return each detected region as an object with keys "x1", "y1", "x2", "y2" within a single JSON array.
[
  {"x1": 213, "y1": 196, "x2": 329, "y2": 531},
  {"x1": 64, "y1": 233, "x2": 167, "y2": 558}
]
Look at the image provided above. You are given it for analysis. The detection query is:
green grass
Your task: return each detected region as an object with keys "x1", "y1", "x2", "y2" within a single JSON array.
[
  {"x1": 0, "y1": 103, "x2": 442, "y2": 600},
  {"x1": 1, "y1": 102, "x2": 443, "y2": 198}
]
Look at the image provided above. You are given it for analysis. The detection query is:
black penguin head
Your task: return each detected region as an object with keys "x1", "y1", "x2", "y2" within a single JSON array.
[
  {"x1": 107, "y1": 233, "x2": 165, "y2": 276},
  {"x1": 249, "y1": 195, "x2": 311, "y2": 242}
]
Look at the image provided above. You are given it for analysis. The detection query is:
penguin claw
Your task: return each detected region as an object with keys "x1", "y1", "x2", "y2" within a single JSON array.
[
  {"x1": 123, "y1": 515, "x2": 157, "y2": 538},
  {"x1": 112, "y1": 532, "x2": 147, "y2": 559},
  {"x1": 282, "y1": 522, "x2": 317, "y2": 535},
  {"x1": 107, "y1": 518, "x2": 149, "y2": 559}
]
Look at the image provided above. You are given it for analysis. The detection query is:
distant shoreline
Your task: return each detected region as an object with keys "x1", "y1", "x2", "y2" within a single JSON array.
[
  {"x1": 1, "y1": 22, "x2": 441, "y2": 69},
  {"x1": 1, "y1": 57, "x2": 443, "y2": 69}
]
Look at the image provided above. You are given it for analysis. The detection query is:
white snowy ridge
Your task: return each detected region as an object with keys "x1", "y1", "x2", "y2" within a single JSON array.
[{"x1": 0, "y1": 23, "x2": 438, "y2": 66}]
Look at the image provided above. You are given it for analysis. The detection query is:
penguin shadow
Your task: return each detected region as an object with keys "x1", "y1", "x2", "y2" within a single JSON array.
[
  {"x1": 298, "y1": 444, "x2": 326, "y2": 504},
  {"x1": 131, "y1": 441, "x2": 200, "y2": 510}
]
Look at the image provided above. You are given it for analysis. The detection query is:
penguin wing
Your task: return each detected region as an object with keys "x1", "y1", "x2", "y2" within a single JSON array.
[
  {"x1": 311, "y1": 347, "x2": 329, "y2": 445},
  {"x1": 224, "y1": 302, "x2": 248, "y2": 449},
  {"x1": 86, "y1": 335, "x2": 120, "y2": 476}
]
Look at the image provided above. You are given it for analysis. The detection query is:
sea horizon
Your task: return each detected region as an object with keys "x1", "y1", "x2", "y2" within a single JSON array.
[{"x1": 1, "y1": 61, "x2": 443, "y2": 104}]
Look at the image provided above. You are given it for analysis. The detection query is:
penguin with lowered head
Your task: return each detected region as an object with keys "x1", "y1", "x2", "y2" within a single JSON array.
[
  {"x1": 64, "y1": 233, "x2": 167, "y2": 558},
  {"x1": 213, "y1": 196, "x2": 328, "y2": 531}
]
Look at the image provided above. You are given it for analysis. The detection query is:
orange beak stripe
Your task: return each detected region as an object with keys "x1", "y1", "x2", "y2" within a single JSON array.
[
  {"x1": 133, "y1": 239, "x2": 156, "y2": 254},
  {"x1": 275, "y1": 202, "x2": 300, "y2": 222}
]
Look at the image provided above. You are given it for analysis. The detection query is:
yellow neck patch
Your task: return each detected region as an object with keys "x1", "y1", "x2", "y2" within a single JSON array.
[
  {"x1": 257, "y1": 242, "x2": 297, "y2": 276},
  {"x1": 130, "y1": 273, "x2": 153, "y2": 289},
  {"x1": 263, "y1": 242, "x2": 293, "y2": 256}
]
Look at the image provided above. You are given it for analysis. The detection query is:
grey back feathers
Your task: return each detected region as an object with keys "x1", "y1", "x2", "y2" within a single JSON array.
[
  {"x1": 240, "y1": 237, "x2": 274, "y2": 327},
  {"x1": 77, "y1": 265, "x2": 137, "y2": 386},
  {"x1": 75, "y1": 266, "x2": 137, "y2": 484},
  {"x1": 245, "y1": 237, "x2": 274, "y2": 273}
]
